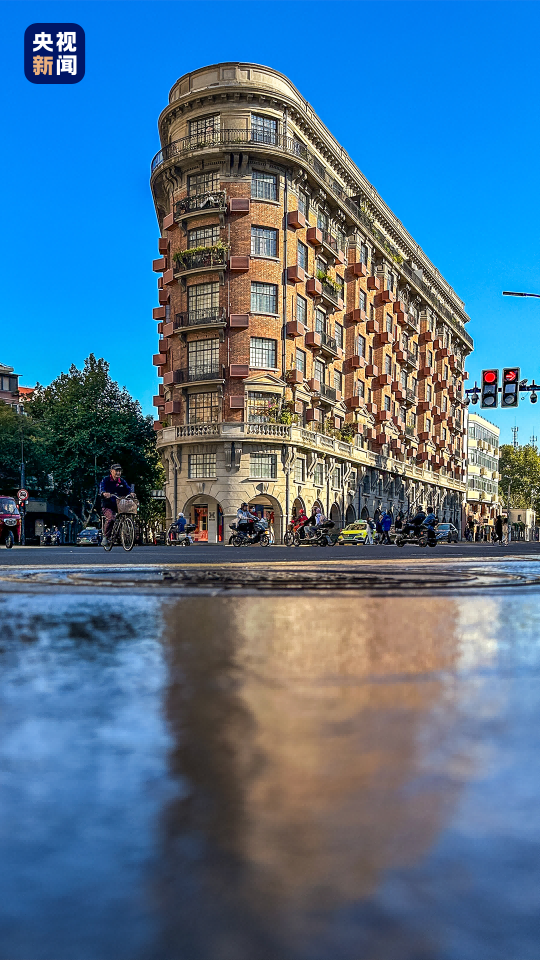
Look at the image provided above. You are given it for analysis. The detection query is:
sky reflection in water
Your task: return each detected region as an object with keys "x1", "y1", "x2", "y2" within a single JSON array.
[{"x1": 0, "y1": 591, "x2": 539, "y2": 960}]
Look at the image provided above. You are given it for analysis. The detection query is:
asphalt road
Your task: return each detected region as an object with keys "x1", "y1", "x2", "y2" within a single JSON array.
[{"x1": 2, "y1": 540, "x2": 539, "y2": 565}]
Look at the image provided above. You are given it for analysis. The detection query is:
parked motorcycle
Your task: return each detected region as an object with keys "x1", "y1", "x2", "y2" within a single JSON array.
[
  {"x1": 230, "y1": 517, "x2": 270, "y2": 547},
  {"x1": 166, "y1": 522, "x2": 196, "y2": 546}
]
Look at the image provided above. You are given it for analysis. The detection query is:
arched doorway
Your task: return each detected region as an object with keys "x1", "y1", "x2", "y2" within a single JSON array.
[
  {"x1": 330, "y1": 503, "x2": 341, "y2": 527},
  {"x1": 248, "y1": 494, "x2": 284, "y2": 544},
  {"x1": 183, "y1": 495, "x2": 224, "y2": 543},
  {"x1": 361, "y1": 505, "x2": 369, "y2": 520},
  {"x1": 345, "y1": 504, "x2": 356, "y2": 525},
  {"x1": 291, "y1": 497, "x2": 305, "y2": 521}
]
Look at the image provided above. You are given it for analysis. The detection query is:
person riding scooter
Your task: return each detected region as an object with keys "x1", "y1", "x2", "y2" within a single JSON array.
[{"x1": 423, "y1": 510, "x2": 439, "y2": 543}]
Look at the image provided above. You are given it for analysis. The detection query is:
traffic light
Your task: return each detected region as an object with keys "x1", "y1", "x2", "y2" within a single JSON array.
[
  {"x1": 501, "y1": 367, "x2": 520, "y2": 407},
  {"x1": 481, "y1": 369, "x2": 499, "y2": 408}
]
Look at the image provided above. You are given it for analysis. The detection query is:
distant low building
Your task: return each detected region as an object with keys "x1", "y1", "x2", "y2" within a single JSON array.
[
  {"x1": 466, "y1": 412, "x2": 500, "y2": 530},
  {"x1": 0, "y1": 362, "x2": 34, "y2": 413}
]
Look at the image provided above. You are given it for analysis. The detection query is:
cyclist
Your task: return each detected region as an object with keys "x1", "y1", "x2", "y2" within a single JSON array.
[{"x1": 100, "y1": 463, "x2": 131, "y2": 546}]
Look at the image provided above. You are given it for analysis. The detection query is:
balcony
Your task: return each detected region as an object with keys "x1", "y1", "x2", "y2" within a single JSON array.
[
  {"x1": 174, "y1": 191, "x2": 227, "y2": 222},
  {"x1": 404, "y1": 313, "x2": 420, "y2": 333},
  {"x1": 321, "y1": 230, "x2": 343, "y2": 263},
  {"x1": 319, "y1": 383, "x2": 338, "y2": 404},
  {"x1": 173, "y1": 245, "x2": 228, "y2": 278},
  {"x1": 184, "y1": 366, "x2": 224, "y2": 384},
  {"x1": 287, "y1": 210, "x2": 306, "y2": 230},
  {"x1": 320, "y1": 331, "x2": 338, "y2": 357},
  {"x1": 405, "y1": 350, "x2": 419, "y2": 369},
  {"x1": 320, "y1": 280, "x2": 344, "y2": 310},
  {"x1": 306, "y1": 226, "x2": 323, "y2": 247},
  {"x1": 405, "y1": 388, "x2": 418, "y2": 406},
  {"x1": 174, "y1": 307, "x2": 227, "y2": 333}
]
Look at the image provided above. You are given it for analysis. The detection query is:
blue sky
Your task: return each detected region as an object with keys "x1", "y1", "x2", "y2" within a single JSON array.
[{"x1": 2, "y1": 0, "x2": 540, "y2": 444}]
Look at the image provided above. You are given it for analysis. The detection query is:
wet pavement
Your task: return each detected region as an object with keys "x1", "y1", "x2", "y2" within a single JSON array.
[{"x1": 1, "y1": 560, "x2": 540, "y2": 959}]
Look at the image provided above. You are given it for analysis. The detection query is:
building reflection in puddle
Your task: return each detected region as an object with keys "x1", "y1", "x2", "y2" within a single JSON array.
[{"x1": 155, "y1": 594, "x2": 483, "y2": 959}]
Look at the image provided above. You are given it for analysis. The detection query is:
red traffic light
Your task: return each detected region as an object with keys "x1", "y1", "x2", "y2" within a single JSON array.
[
  {"x1": 483, "y1": 370, "x2": 497, "y2": 383},
  {"x1": 504, "y1": 369, "x2": 518, "y2": 382}
]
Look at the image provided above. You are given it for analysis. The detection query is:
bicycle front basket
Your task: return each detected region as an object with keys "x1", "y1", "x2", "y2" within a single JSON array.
[{"x1": 118, "y1": 497, "x2": 138, "y2": 515}]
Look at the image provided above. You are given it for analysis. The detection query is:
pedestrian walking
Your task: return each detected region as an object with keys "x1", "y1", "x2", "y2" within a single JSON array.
[
  {"x1": 394, "y1": 514, "x2": 403, "y2": 533},
  {"x1": 375, "y1": 517, "x2": 383, "y2": 544},
  {"x1": 365, "y1": 517, "x2": 375, "y2": 545},
  {"x1": 381, "y1": 510, "x2": 392, "y2": 544}
]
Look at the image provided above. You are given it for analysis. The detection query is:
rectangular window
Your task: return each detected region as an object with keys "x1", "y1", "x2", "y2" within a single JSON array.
[
  {"x1": 250, "y1": 337, "x2": 277, "y2": 369},
  {"x1": 294, "y1": 458, "x2": 305, "y2": 483},
  {"x1": 361, "y1": 243, "x2": 368, "y2": 265},
  {"x1": 188, "y1": 282, "x2": 220, "y2": 321},
  {"x1": 386, "y1": 314, "x2": 393, "y2": 334},
  {"x1": 412, "y1": 378, "x2": 417, "y2": 396},
  {"x1": 250, "y1": 453, "x2": 277, "y2": 479},
  {"x1": 426, "y1": 384, "x2": 432, "y2": 402},
  {"x1": 401, "y1": 369, "x2": 407, "y2": 388},
  {"x1": 298, "y1": 189, "x2": 308, "y2": 218},
  {"x1": 188, "y1": 453, "x2": 217, "y2": 479},
  {"x1": 251, "y1": 170, "x2": 277, "y2": 201},
  {"x1": 317, "y1": 210, "x2": 329, "y2": 232},
  {"x1": 333, "y1": 370, "x2": 342, "y2": 393},
  {"x1": 247, "y1": 391, "x2": 280, "y2": 423},
  {"x1": 356, "y1": 334, "x2": 366, "y2": 358},
  {"x1": 189, "y1": 114, "x2": 220, "y2": 141},
  {"x1": 251, "y1": 226, "x2": 278, "y2": 258},
  {"x1": 251, "y1": 114, "x2": 277, "y2": 145},
  {"x1": 297, "y1": 240, "x2": 308, "y2": 272},
  {"x1": 295, "y1": 348, "x2": 306, "y2": 375},
  {"x1": 357, "y1": 379, "x2": 365, "y2": 399},
  {"x1": 188, "y1": 225, "x2": 220, "y2": 249},
  {"x1": 188, "y1": 339, "x2": 220, "y2": 379},
  {"x1": 426, "y1": 418, "x2": 432, "y2": 433},
  {"x1": 333, "y1": 465, "x2": 342, "y2": 490},
  {"x1": 188, "y1": 171, "x2": 220, "y2": 196},
  {"x1": 384, "y1": 395, "x2": 391, "y2": 411},
  {"x1": 428, "y1": 350, "x2": 433, "y2": 367},
  {"x1": 387, "y1": 271, "x2": 394, "y2": 291},
  {"x1": 359, "y1": 289, "x2": 367, "y2": 312},
  {"x1": 335, "y1": 322, "x2": 344, "y2": 351},
  {"x1": 385, "y1": 355, "x2": 392, "y2": 375},
  {"x1": 314, "y1": 358, "x2": 325, "y2": 383},
  {"x1": 296, "y1": 294, "x2": 307, "y2": 326},
  {"x1": 314, "y1": 462, "x2": 324, "y2": 487},
  {"x1": 251, "y1": 281, "x2": 278, "y2": 314},
  {"x1": 316, "y1": 257, "x2": 326, "y2": 277},
  {"x1": 188, "y1": 392, "x2": 220, "y2": 424},
  {"x1": 315, "y1": 308, "x2": 326, "y2": 334}
]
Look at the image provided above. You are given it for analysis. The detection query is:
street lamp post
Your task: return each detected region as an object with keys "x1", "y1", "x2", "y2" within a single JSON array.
[{"x1": 503, "y1": 475, "x2": 512, "y2": 543}]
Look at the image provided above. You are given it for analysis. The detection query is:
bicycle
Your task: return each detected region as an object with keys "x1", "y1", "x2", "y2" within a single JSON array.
[{"x1": 102, "y1": 494, "x2": 138, "y2": 552}]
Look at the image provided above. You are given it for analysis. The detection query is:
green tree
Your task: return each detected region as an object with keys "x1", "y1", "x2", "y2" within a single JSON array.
[
  {"x1": 26, "y1": 355, "x2": 164, "y2": 524},
  {"x1": 499, "y1": 444, "x2": 540, "y2": 512},
  {"x1": 0, "y1": 404, "x2": 48, "y2": 495}
]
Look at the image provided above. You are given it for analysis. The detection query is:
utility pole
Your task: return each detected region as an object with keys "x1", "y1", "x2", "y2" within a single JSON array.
[
  {"x1": 19, "y1": 419, "x2": 26, "y2": 546},
  {"x1": 512, "y1": 426, "x2": 519, "y2": 449},
  {"x1": 531, "y1": 433, "x2": 538, "y2": 447}
]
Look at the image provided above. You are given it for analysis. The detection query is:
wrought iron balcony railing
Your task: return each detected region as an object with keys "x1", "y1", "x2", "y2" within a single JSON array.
[
  {"x1": 174, "y1": 192, "x2": 227, "y2": 218},
  {"x1": 320, "y1": 383, "x2": 337, "y2": 403},
  {"x1": 320, "y1": 331, "x2": 338, "y2": 354},
  {"x1": 321, "y1": 282, "x2": 341, "y2": 305},
  {"x1": 173, "y1": 246, "x2": 228, "y2": 273},
  {"x1": 175, "y1": 307, "x2": 226, "y2": 328},
  {"x1": 151, "y1": 129, "x2": 472, "y2": 349},
  {"x1": 185, "y1": 366, "x2": 223, "y2": 383}
]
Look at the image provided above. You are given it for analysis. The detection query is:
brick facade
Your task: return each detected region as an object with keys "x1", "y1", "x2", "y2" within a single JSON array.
[{"x1": 150, "y1": 63, "x2": 473, "y2": 542}]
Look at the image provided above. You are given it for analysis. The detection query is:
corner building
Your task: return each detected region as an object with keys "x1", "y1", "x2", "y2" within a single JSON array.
[{"x1": 151, "y1": 63, "x2": 473, "y2": 542}]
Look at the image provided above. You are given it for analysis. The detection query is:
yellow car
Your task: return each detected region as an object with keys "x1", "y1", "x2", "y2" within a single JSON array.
[{"x1": 337, "y1": 521, "x2": 370, "y2": 545}]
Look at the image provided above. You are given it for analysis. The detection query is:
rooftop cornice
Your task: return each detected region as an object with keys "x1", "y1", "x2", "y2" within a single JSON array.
[{"x1": 156, "y1": 63, "x2": 469, "y2": 324}]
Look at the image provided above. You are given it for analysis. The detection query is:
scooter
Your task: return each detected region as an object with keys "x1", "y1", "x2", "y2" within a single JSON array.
[
  {"x1": 230, "y1": 518, "x2": 270, "y2": 547},
  {"x1": 395, "y1": 522, "x2": 437, "y2": 548},
  {"x1": 166, "y1": 522, "x2": 196, "y2": 546}
]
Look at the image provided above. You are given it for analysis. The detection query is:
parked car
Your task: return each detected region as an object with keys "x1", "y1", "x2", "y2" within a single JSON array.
[
  {"x1": 436, "y1": 523, "x2": 459, "y2": 544},
  {"x1": 76, "y1": 527, "x2": 102, "y2": 546},
  {"x1": 336, "y1": 521, "x2": 370, "y2": 545},
  {"x1": 0, "y1": 496, "x2": 21, "y2": 548}
]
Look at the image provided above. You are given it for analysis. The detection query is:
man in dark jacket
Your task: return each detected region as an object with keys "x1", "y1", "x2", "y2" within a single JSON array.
[
  {"x1": 100, "y1": 463, "x2": 131, "y2": 544},
  {"x1": 381, "y1": 510, "x2": 393, "y2": 544}
]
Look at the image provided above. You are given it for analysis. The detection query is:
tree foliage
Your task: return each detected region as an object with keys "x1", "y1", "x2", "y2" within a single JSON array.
[
  {"x1": 22, "y1": 355, "x2": 163, "y2": 523},
  {"x1": 0, "y1": 404, "x2": 48, "y2": 494},
  {"x1": 499, "y1": 444, "x2": 540, "y2": 512}
]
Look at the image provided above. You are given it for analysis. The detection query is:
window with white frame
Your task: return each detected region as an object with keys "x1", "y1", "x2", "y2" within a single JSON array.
[
  {"x1": 385, "y1": 355, "x2": 392, "y2": 375},
  {"x1": 384, "y1": 395, "x2": 391, "y2": 411},
  {"x1": 251, "y1": 171, "x2": 277, "y2": 201},
  {"x1": 246, "y1": 391, "x2": 280, "y2": 423},
  {"x1": 295, "y1": 348, "x2": 306, "y2": 375},
  {"x1": 317, "y1": 209, "x2": 329, "y2": 232},
  {"x1": 357, "y1": 379, "x2": 365, "y2": 399},
  {"x1": 251, "y1": 282, "x2": 278, "y2": 314},
  {"x1": 388, "y1": 271, "x2": 394, "y2": 291},
  {"x1": 333, "y1": 464, "x2": 342, "y2": 489},
  {"x1": 386, "y1": 314, "x2": 393, "y2": 333},
  {"x1": 426, "y1": 418, "x2": 432, "y2": 432},
  {"x1": 359, "y1": 289, "x2": 367, "y2": 312},
  {"x1": 335, "y1": 322, "x2": 344, "y2": 351},
  {"x1": 250, "y1": 453, "x2": 277, "y2": 479},
  {"x1": 333, "y1": 370, "x2": 342, "y2": 393},
  {"x1": 298, "y1": 189, "x2": 309, "y2": 218},
  {"x1": 296, "y1": 294, "x2": 307, "y2": 326},
  {"x1": 361, "y1": 243, "x2": 368, "y2": 265},
  {"x1": 188, "y1": 114, "x2": 220, "y2": 141},
  {"x1": 294, "y1": 458, "x2": 305, "y2": 483},
  {"x1": 427, "y1": 384, "x2": 432, "y2": 402},
  {"x1": 313, "y1": 462, "x2": 324, "y2": 487},
  {"x1": 251, "y1": 114, "x2": 277, "y2": 144},
  {"x1": 188, "y1": 171, "x2": 220, "y2": 196},
  {"x1": 251, "y1": 226, "x2": 278, "y2": 257},
  {"x1": 188, "y1": 392, "x2": 220, "y2": 424},
  {"x1": 356, "y1": 334, "x2": 366, "y2": 358},
  {"x1": 315, "y1": 308, "x2": 326, "y2": 334},
  {"x1": 314, "y1": 358, "x2": 325, "y2": 383},
  {"x1": 250, "y1": 337, "x2": 277, "y2": 369},
  {"x1": 297, "y1": 240, "x2": 308, "y2": 272},
  {"x1": 188, "y1": 225, "x2": 220, "y2": 249},
  {"x1": 401, "y1": 369, "x2": 407, "y2": 389},
  {"x1": 188, "y1": 453, "x2": 217, "y2": 478}
]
